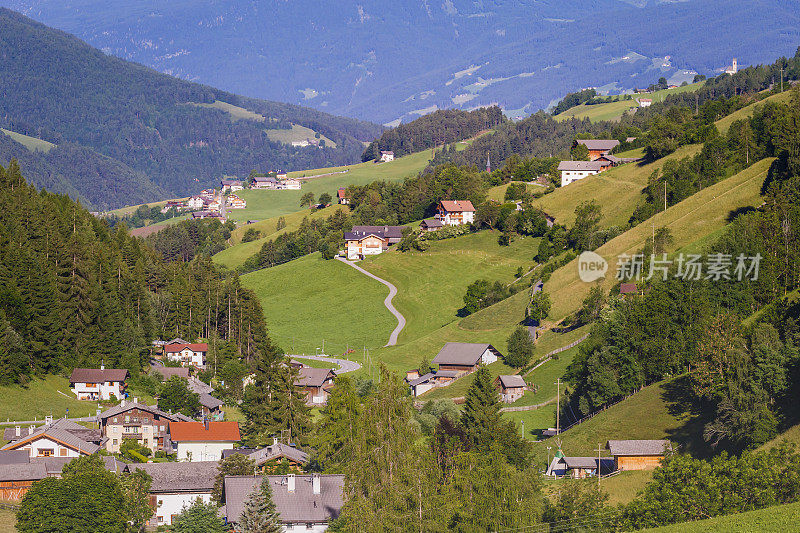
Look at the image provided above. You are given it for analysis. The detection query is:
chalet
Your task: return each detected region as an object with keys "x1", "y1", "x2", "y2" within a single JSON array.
[
  {"x1": 276, "y1": 171, "x2": 288, "y2": 180},
  {"x1": 131, "y1": 461, "x2": 218, "y2": 527},
  {"x1": 223, "y1": 474, "x2": 345, "y2": 532},
  {"x1": 432, "y1": 342, "x2": 500, "y2": 376},
  {"x1": 223, "y1": 439, "x2": 309, "y2": 472},
  {"x1": 638, "y1": 98, "x2": 653, "y2": 108},
  {"x1": 252, "y1": 176, "x2": 279, "y2": 189},
  {"x1": 379, "y1": 150, "x2": 395, "y2": 162},
  {"x1": 200, "y1": 188, "x2": 216, "y2": 200},
  {"x1": 3, "y1": 418, "x2": 103, "y2": 449},
  {"x1": 227, "y1": 194, "x2": 247, "y2": 209},
  {"x1": 607, "y1": 439, "x2": 671, "y2": 471},
  {"x1": 170, "y1": 420, "x2": 241, "y2": 462},
  {"x1": 1, "y1": 419, "x2": 100, "y2": 459},
  {"x1": 495, "y1": 375, "x2": 526, "y2": 403},
  {"x1": 407, "y1": 369, "x2": 459, "y2": 397},
  {"x1": 164, "y1": 342, "x2": 209, "y2": 368},
  {"x1": 558, "y1": 160, "x2": 603, "y2": 187},
  {"x1": 221, "y1": 179, "x2": 244, "y2": 192},
  {"x1": 573, "y1": 139, "x2": 620, "y2": 160},
  {"x1": 294, "y1": 368, "x2": 336, "y2": 405},
  {"x1": 436, "y1": 200, "x2": 475, "y2": 226},
  {"x1": 337, "y1": 188, "x2": 349, "y2": 205},
  {"x1": 69, "y1": 366, "x2": 129, "y2": 401},
  {"x1": 207, "y1": 198, "x2": 222, "y2": 211},
  {"x1": 186, "y1": 196, "x2": 204, "y2": 210},
  {"x1": 284, "y1": 178, "x2": 302, "y2": 190},
  {"x1": 98, "y1": 401, "x2": 183, "y2": 454},
  {"x1": 162, "y1": 200, "x2": 186, "y2": 213},
  {"x1": 344, "y1": 225, "x2": 403, "y2": 260},
  {"x1": 198, "y1": 393, "x2": 224, "y2": 419},
  {"x1": 420, "y1": 218, "x2": 444, "y2": 232},
  {"x1": 192, "y1": 210, "x2": 223, "y2": 220}
]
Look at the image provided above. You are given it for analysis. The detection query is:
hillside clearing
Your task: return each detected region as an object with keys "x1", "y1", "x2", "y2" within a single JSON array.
[
  {"x1": 266, "y1": 123, "x2": 336, "y2": 148},
  {"x1": 1, "y1": 128, "x2": 56, "y2": 153},
  {"x1": 0, "y1": 375, "x2": 100, "y2": 422},
  {"x1": 715, "y1": 90, "x2": 793, "y2": 134}
]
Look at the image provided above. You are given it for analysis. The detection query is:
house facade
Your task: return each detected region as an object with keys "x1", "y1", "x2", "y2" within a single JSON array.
[
  {"x1": 337, "y1": 188, "x2": 349, "y2": 205},
  {"x1": 131, "y1": 461, "x2": 218, "y2": 527},
  {"x1": 432, "y1": 342, "x2": 500, "y2": 375},
  {"x1": 294, "y1": 368, "x2": 336, "y2": 405},
  {"x1": 638, "y1": 98, "x2": 652, "y2": 108},
  {"x1": 227, "y1": 194, "x2": 247, "y2": 209},
  {"x1": 170, "y1": 420, "x2": 241, "y2": 462},
  {"x1": 69, "y1": 366, "x2": 129, "y2": 401},
  {"x1": 284, "y1": 178, "x2": 302, "y2": 190},
  {"x1": 574, "y1": 139, "x2": 620, "y2": 160},
  {"x1": 379, "y1": 150, "x2": 394, "y2": 162},
  {"x1": 221, "y1": 179, "x2": 244, "y2": 192},
  {"x1": 1, "y1": 424, "x2": 100, "y2": 459},
  {"x1": 558, "y1": 161, "x2": 603, "y2": 187},
  {"x1": 436, "y1": 200, "x2": 475, "y2": 226},
  {"x1": 420, "y1": 218, "x2": 443, "y2": 232},
  {"x1": 252, "y1": 176, "x2": 279, "y2": 189},
  {"x1": 186, "y1": 196, "x2": 204, "y2": 210},
  {"x1": 495, "y1": 375, "x2": 526, "y2": 403},
  {"x1": 164, "y1": 342, "x2": 208, "y2": 368},
  {"x1": 98, "y1": 401, "x2": 179, "y2": 454},
  {"x1": 344, "y1": 226, "x2": 402, "y2": 261}
]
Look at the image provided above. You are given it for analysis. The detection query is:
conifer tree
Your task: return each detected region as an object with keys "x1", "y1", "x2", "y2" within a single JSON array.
[
  {"x1": 312, "y1": 375, "x2": 361, "y2": 470},
  {"x1": 236, "y1": 479, "x2": 281, "y2": 533}
]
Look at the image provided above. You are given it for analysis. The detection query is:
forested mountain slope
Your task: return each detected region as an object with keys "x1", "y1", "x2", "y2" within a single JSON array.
[{"x1": 0, "y1": 8, "x2": 382, "y2": 209}]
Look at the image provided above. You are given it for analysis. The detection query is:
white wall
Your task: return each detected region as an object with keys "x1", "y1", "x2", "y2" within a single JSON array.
[
  {"x1": 480, "y1": 348, "x2": 498, "y2": 366},
  {"x1": 18, "y1": 436, "x2": 84, "y2": 458},
  {"x1": 284, "y1": 524, "x2": 329, "y2": 533},
  {"x1": 72, "y1": 381, "x2": 123, "y2": 401},
  {"x1": 167, "y1": 349, "x2": 205, "y2": 368},
  {"x1": 154, "y1": 492, "x2": 211, "y2": 526},
  {"x1": 177, "y1": 441, "x2": 233, "y2": 462},
  {"x1": 560, "y1": 169, "x2": 598, "y2": 187}
]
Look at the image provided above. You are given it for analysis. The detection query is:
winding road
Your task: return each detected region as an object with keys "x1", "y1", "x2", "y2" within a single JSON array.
[
  {"x1": 335, "y1": 256, "x2": 406, "y2": 347},
  {"x1": 289, "y1": 355, "x2": 362, "y2": 374}
]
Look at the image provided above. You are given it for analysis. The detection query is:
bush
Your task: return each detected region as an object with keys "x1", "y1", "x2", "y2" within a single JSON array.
[
  {"x1": 241, "y1": 227, "x2": 261, "y2": 242},
  {"x1": 506, "y1": 327, "x2": 535, "y2": 368}
]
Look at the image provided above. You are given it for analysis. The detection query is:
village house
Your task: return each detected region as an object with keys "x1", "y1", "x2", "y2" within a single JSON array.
[
  {"x1": 432, "y1": 342, "x2": 501, "y2": 376},
  {"x1": 223, "y1": 473, "x2": 345, "y2": 532},
  {"x1": 131, "y1": 461, "x2": 218, "y2": 527},
  {"x1": 436, "y1": 200, "x2": 475, "y2": 226},
  {"x1": 223, "y1": 438, "x2": 310, "y2": 472},
  {"x1": 69, "y1": 366, "x2": 129, "y2": 401},
  {"x1": 200, "y1": 188, "x2": 217, "y2": 200},
  {"x1": 558, "y1": 160, "x2": 604, "y2": 187},
  {"x1": 1, "y1": 418, "x2": 101, "y2": 459},
  {"x1": 344, "y1": 225, "x2": 403, "y2": 260},
  {"x1": 294, "y1": 368, "x2": 336, "y2": 405},
  {"x1": 284, "y1": 178, "x2": 302, "y2": 190},
  {"x1": 276, "y1": 171, "x2": 288, "y2": 180},
  {"x1": 607, "y1": 439, "x2": 671, "y2": 471},
  {"x1": 406, "y1": 369, "x2": 460, "y2": 397},
  {"x1": 546, "y1": 456, "x2": 615, "y2": 479},
  {"x1": 186, "y1": 196, "x2": 205, "y2": 210},
  {"x1": 192, "y1": 210, "x2": 224, "y2": 221},
  {"x1": 170, "y1": 420, "x2": 241, "y2": 462},
  {"x1": 379, "y1": 150, "x2": 395, "y2": 162},
  {"x1": 495, "y1": 375, "x2": 527, "y2": 403},
  {"x1": 221, "y1": 178, "x2": 244, "y2": 192},
  {"x1": 337, "y1": 188, "x2": 349, "y2": 205},
  {"x1": 638, "y1": 98, "x2": 653, "y2": 108},
  {"x1": 161, "y1": 200, "x2": 186, "y2": 213},
  {"x1": 252, "y1": 176, "x2": 279, "y2": 189},
  {"x1": 227, "y1": 194, "x2": 247, "y2": 209},
  {"x1": 420, "y1": 218, "x2": 444, "y2": 232},
  {"x1": 164, "y1": 341, "x2": 209, "y2": 368},
  {"x1": 198, "y1": 393, "x2": 224, "y2": 419},
  {"x1": 98, "y1": 400, "x2": 185, "y2": 454},
  {"x1": 573, "y1": 139, "x2": 620, "y2": 160}
]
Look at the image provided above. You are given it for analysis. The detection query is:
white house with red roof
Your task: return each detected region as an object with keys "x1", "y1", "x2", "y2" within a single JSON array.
[
  {"x1": 69, "y1": 365, "x2": 129, "y2": 401},
  {"x1": 164, "y1": 341, "x2": 209, "y2": 369},
  {"x1": 436, "y1": 200, "x2": 475, "y2": 226},
  {"x1": 379, "y1": 150, "x2": 395, "y2": 162},
  {"x1": 170, "y1": 420, "x2": 241, "y2": 462}
]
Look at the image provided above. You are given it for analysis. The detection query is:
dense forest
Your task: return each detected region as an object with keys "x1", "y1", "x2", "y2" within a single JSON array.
[
  {"x1": 361, "y1": 107, "x2": 505, "y2": 161},
  {"x1": 0, "y1": 8, "x2": 382, "y2": 209},
  {"x1": 0, "y1": 160, "x2": 275, "y2": 384}
]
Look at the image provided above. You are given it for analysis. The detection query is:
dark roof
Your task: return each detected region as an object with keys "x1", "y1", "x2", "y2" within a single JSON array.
[
  {"x1": 432, "y1": 343, "x2": 499, "y2": 366},
  {"x1": 344, "y1": 225, "x2": 403, "y2": 242},
  {"x1": 150, "y1": 366, "x2": 190, "y2": 380},
  {"x1": 69, "y1": 368, "x2": 129, "y2": 384},
  {"x1": 563, "y1": 457, "x2": 603, "y2": 469},
  {"x1": 421, "y1": 218, "x2": 443, "y2": 228},
  {"x1": 131, "y1": 461, "x2": 219, "y2": 493},
  {"x1": 557, "y1": 161, "x2": 603, "y2": 172},
  {"x1": 498, "y1": 375, "x2": 526, "y2": 389},
  {"x1": 224, "y1": 474, "x2": 345, "y2": 525},
  {"x1": 221, "y1": 179, "x2": 243, "y2": 186},
  {"x1": 575, "y1": 139, "x2": 620, "y2": 151},
  {"x1": 0, "y1": 450, "x2": 30, "y2": 465},
  {"x1": 408, "y1": 372, "x2": 435, "y2": 387},
  {"x1": 607, "y1": 439, "x2": 671, "y2": 456},
  {"x1": 188, "y1": 377, "x2": 214, "y2": 395},
  {"x1": 0, "y1": 462, "x2": 47, "y2": 482},
  {"x1": 199, "y1": 393, "x2": 224, "y2": 410},
  {"x1": 294, "y1": 368, "x2": 336, "y2": 388},
  {"x1": 98, "y1": 402, "x2": 179, "y2": 421},
  {"x1": 166, "y1": 338, "x2": 190, "y2": 345},
  {"x1": 434, "y1": 370, "x2": 460, "y2": 379},
  {"x1": 227, "y1": 443, "x2": 310, "y2": 466}
]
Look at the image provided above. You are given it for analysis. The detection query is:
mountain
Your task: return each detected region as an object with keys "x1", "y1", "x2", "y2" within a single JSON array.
[
  {"x1": 0, "y1": 8, "x2": 382, "y2": 209},
  {"x1": 3, "y1": 1, "x2": 798, "y2": 125}
]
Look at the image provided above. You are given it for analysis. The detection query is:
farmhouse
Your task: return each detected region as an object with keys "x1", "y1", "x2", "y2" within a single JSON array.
[
  {"x1": 221, "y1": 179, "x2": 244, "y2": 192},
  {"x1": 131, "y1": 461, "x2": 218, "y2": 527},
  {"x1": 558, "y1": 160, "x2": 604, "y2": 187},
  {"x1": 170, "y1": 420, "x2": 241, "y2": 462},
  {"x1": 638, "y1": 98, "x2": 653, "y2": 108},
  {"x1": 294, "y1": 368, "x2": 336, "y2": 405},
  {"x1": 495, "y1": 375, "x2": 526, "y2": 403},
  {"x1": 223, "y1": 474, "x2": 345, "y2": 532},
  {"x1": 344, "y1": 225, "x2": 403, "y2": 260},
  {"x1": 546, "y1": 456, "x2": 615, "y2": 478},
  {"x1": 69, "y1": 366, "x2": 129, "y2": 401},
  {"x1": 379, "y1": 150, "x2": 395, "y2": 162},
  {"x1": 1, "y1": 419, "x2": 101, "y2": 459},
  {"x1": 227, "y1": 194, "x2": 247, "y2": 209},
  {"x1": 420, "y1": 218, "x2": 444, "y2": 232},
  {"x1": 432, "y1": 342, "x2": 500, "y2": 376},
  {"x1": 186, "y1": 196, "x2": 204, "y2": 210},
  {"x1": 223, "y1": 439, "x2": 309, "y2": 472},
  {"x1": 98, "y1": 400, "x2": 184, "y2": 454},
  {"x1": 192, "y1": 210, "x2": 223, "y2": 220},
  {"x1": 252, "y1": 176, "x2": 279, "y2": 189},
  {"x1": 436, "y1": 200, "x2": 475, "y2": 226},
  {"x1": 573, "y1": 139, "x2": 620, "y2": 160},
  {"x1": 284, "y1": 178, "x2": 302, "y2": 190},
  {"x1": 162, "y1": 200, "x2": 186, "y2": 213},
  {"x1": 607, "y1": 439, "x2": 671, "y2": 471},
  {"x1": 337, "y1": 188, "x2": 349, "y2": 204},
  {"x1": 164, "y1": 341, "x2": 209, "y2": 368},
  {"x1": 406, "y1": 369, "x2": 460, "y2": 397}
]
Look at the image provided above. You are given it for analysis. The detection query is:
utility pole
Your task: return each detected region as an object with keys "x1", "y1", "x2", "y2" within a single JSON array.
[
  {"x1": 555, "y1": 378, "x2": 561, "y2": 434},
  {"x1": 597, "y1": 444, "x2": 603, "y2": 487},
  {"x1": 664, "y1": 180, "x2": 667, "y2": 212},
  {"x1": 781, "y1": 66, "x2": 784, "y2": 93}
]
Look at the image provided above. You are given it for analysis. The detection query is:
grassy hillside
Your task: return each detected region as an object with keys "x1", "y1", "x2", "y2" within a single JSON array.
[
  {"x1": 554, "y1": 82, "x2": 704, "y2": 123},
  {"x1": 643, "y1": 501, "x2": 800, "y2": 532},
  {"x1": 0, "y1": 376, "x2": 100, "y2": 421},
  {"x1": 1, "y1": 128, "x2": 55, "y2": 153},
  {"x1": 715, "y1": 89, "x2": 793, "y2": 134}
]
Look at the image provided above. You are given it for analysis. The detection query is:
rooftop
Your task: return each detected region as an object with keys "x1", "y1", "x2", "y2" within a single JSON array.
[
  {"x1": 575, "y1": 139, "x2": 620, "y2": 151},
  {"x1": 607, "y1": 439, "x2": 672, "y2": 456},
  {"x1": 69, "y1": 368, "x2": 129, "y2": 384},
  {"x1": 294, "y1": 368, "x2": 336, "y2": 388},
  {"x1": 557, "y1": 161, "x2": 604, "y2": 172},
  {"x1": 98, "y1": 401, "x2": 179, "y2": 421},
  {"x1": 432, "y1": 342, "x2": 499, "y2": 366},
  {"x1": 164, "y1": 343, "x2": 209, "y2": 354},
  {"x1": 170, "y1": 421, "x2": 241, "y2": 442},
  {"x1": 130, "y1": 461, "x2": 219, "y2": 493},
  {"x1": 498, "y1": 375, "x2": 526, "y2": 389},
  {"x1": 439, "y1": 200, "x2": 475, "y2": 212}
]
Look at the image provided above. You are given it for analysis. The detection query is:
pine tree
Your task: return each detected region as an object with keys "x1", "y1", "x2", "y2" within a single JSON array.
[
  {"x1": 236, "y1": 479, "x2": 281, "y2": 533},
  {"x1": 312, "y1": 375, "x2": 361, "y2": 470}
]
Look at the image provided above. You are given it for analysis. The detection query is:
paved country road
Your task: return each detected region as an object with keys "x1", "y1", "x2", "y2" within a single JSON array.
[
  {"x1": 289, "y1": 355, "x2": 362, "y2": 374},
  {"x1": 335, "y1": 256, "x2": 406, "y2": 347}
]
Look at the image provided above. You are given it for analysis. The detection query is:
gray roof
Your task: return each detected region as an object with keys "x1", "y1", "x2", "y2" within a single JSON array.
[
  {"x1": 3, "y1": 418, "x2": 102, "y2": 445},
  {"x1": 344, "y1": 225, "x2": 403, "y2": 242},
  {"x1": 557, "y1": 160, "x2": 603, "y2": 172},
  {"x1": 31, "y1": 456, "x2": 127, "y2": 476},
  {"x1": 0, "y1": 462, "x2": 47, "y2": 482},
  {"x1": 150, "y1": 366, "x2": 190, "y2": 380},
  {"x1": 224, "y1": 474, "x2": 344, "y2": 525},
  {"x1": 575, "y1": 139, "x2": 620, "y2": 151},
  {"x1": 199, "y1": 393, "x2": 224, "y2": 410},
  {"x1": 188, "y1": 377, "x2": 214, "y2": 395},
  {"x1": 563, "y1": 457, "x2": 603, "y2": 469},
  {"x1": 408, "y1": 372, "x2": 435, "y2": 387},
  {"x1": 607, "y1": 439, "x2": 671, "y2": 456},
  {"x1": 0, "y1": 450, "x2": 30, "y2": 465},
  {"x1": 434, "y1": 370, "x2": 460, "y2": 378},
  {"x1": 131, "y1": 461, "x2": 219, "y2": 493},
  {"x1": 1, "y1": 425, "x2": 100, "y2": 455},
  {"x1": 421, "y1": 218, "x2": 443, "y2": 228},
  {"x1": 225, "y1": 443, "x2": 309, "y2": 466},
  {"x1": 98, "y1": 402, "x2": 178, "y2": 422},
  {"x1": 498, "y1": 375, "x2": 526, "y2": 389},
  {"x1": 432, "y1": 343, "x2": 498, "y2": 366},
  {"x1": 294, "y1": 368, "x2": 336, "y2": 388}
]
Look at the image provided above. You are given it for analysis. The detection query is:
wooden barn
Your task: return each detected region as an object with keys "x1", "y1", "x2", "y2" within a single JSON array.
[{"x1": 607, "y1": 439, "x2": 671, "y2": 471}]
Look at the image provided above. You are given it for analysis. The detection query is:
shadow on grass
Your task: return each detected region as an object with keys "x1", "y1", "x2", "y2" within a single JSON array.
[{"x1": 660, "y1": 375, "x2": 716, "y2": 459}]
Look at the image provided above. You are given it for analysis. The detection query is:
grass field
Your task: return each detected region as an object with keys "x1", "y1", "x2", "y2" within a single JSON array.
[
  {"x1": 0, "y1": 376, "x2": 100, "y2": 422},
  {"x1": 1, "y1": 128, "x2": 56, "y2": 153},
  {"x1": 715, "y1": 89, "x2": 793, "y2": 134},
  {"x1": 643, "y1": 501, "x2": 800, "y2": 532},
  {"x1": 0, "y1": 510, "x2": 16, "y2": 533},
  {"x1": 554, "y1": 83, "x2": 704, "y2": 123},
  {"x1": 266, "y1": 124, "x2": 336, "y2": 148}
]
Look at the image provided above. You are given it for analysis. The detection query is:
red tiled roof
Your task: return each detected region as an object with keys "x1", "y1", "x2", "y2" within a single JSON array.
[
  {"x1": 439, "y1": 200, "x2": 475, "y2": 212},
  {"x1": 163, "y1": 343, "x2": 209, "y2": 354},
  {"x1": 169, "y1": 421, "x2": 241, "y2": 442},
  {"x1": 337, "y1": 188, "x2": 347, "y2": 198}
]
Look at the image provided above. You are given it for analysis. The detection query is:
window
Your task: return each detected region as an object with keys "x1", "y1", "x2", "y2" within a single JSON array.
[
  {"x1": 160, "y1": 425, "x2": 165, "y2": 432},
  {"x1": 112, "y1": 439, "x2": 118, "y2": 445},
  {"x1": 59, "y1": 448, "x2": 68, "y2": 457},
  {"x1": 125, "y1": 415, "x2": 130, "y2": 423},
  {"x1": 157, "y1": 517, "x2": 163, "y2": 524},
  {"x1": 39, "y1": 449, "x2": 54, "y2": 457}
]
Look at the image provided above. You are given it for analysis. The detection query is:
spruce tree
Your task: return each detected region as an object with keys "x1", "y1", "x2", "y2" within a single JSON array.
[
  {"x1": 236, "y1": 479, "x2": 281, "y2": 533},
  {"x1": 461, "y1": 366, "x2": 502, "y2": 450}
]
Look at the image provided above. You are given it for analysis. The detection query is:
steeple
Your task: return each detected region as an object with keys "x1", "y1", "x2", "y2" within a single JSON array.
[{"x1": 486, "y1": 151, "x2": 491, "y2": 173}]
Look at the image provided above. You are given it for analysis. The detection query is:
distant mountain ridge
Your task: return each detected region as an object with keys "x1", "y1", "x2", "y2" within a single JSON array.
[
  {"x1": 0, "y1": 8, "x2": 382, "y2": 209},
  {"x1": 3, "y1": 0, "x2": 799, "y2": 124}
]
